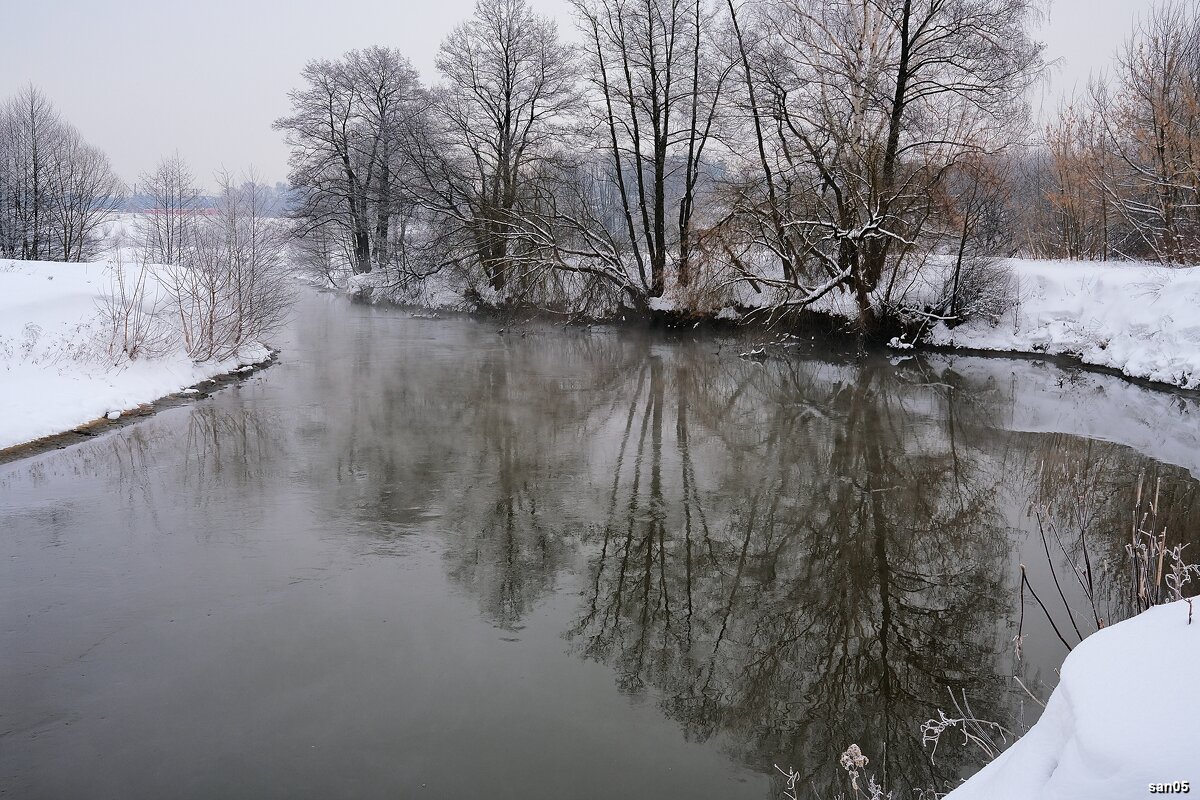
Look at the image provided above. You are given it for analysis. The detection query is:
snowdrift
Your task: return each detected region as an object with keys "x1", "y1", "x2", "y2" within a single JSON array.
[{"x1": 946, "y1": 600, "x2": 1200, "y2": 799}]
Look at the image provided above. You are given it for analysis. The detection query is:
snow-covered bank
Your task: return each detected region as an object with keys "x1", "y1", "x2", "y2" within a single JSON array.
[
  {"x1": 945, "y1": 600, "x2": 1199, "y2": 799},
  {"x1": 0, "y1": 259, "x2": 270, "y2": 452},
  {"x1": 929, "y1": 260, "x2": 1200, "y2": 390},
  {"x1": 317, "y1": 258, "x2": 1200, "y2": 394}
]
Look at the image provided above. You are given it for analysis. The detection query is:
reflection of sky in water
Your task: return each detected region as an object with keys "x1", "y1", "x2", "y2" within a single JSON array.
[{"x1": 3, "y1": 292, "x2": 1199, "y2": 799}]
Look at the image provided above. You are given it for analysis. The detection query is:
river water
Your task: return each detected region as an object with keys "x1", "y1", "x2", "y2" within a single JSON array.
[{"x1": 4, "y1": 291, "x2": 1200, "y2": 799}]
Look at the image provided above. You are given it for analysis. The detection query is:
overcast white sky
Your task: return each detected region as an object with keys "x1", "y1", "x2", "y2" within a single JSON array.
[{"x1": 0, "y1": 0, "x2": 1152, "y2": 189}]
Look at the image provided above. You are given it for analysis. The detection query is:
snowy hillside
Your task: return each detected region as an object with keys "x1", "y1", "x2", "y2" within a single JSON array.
[
  {"x1": 0, "y1": 259, "x2": 269, "y2": 451},
  {"x1": 929, "y1": 260, "x2": 1200, "y2": 390}
]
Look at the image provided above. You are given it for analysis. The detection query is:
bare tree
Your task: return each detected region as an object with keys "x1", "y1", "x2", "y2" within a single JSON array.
[
  {"x1": 571, "y1": 0, "x2": 732, "y2": 303},
  {"x1": 722, "y1": 0, "x2": 1043, "y2": 333},
  {"x1": 929, "y1": 154, "x2": 1016, "y2": 324},
  {"x1": 212, "y1": 171, "x2": 292, "y2": 355},
  {"x1": 275, "y1": 47, "x2": 423, "y2": 276},
  {"x1": 425, "y1": 0, "x2": 580, "y2": 296},
  {"x1": 1018, "y1": 98, "x2": 1117, "y2": 261},
  {"x1": 1089, "y1": 1, "x2": 1200, "y2": 263},
  {"x1": 0, "y1": 85, "x2": 122, "y2": 262},
  {"x1": 0, "y1": 85, "x2": 59, "y2": 260},
  {"x1": 161, "y1": 170, "x2": 292, "y2": 361},
  {"x1": 273, "y1": 3, "x2": 1051, "y2": 320},
  {"x1": 137, "y1": 152, "x2": 201, "y2": 265},
  {"x1": 45, "y1": 127, "x2": 123, "y2": 262}
]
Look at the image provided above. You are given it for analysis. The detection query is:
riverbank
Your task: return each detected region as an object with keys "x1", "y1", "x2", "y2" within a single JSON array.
[
  {"x1": 928, "y1": 259, "x2": 1200, "y2": 391},
  {"x1": 0, "y1": 259, "x2": 274, "y2": 456},
  {"x1": 945, "y1": 600, "x2": 1200, "y2": 799},
  {"x1": 329, "y1": 258, "x2": 1200, "y2": 392},
  {"x1": 0, "y1": 350, "x2": 277, "y2": 466}
]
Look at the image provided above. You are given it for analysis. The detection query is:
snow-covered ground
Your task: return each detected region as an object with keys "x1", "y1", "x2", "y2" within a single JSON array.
[
  {"x1": 929, "y1": 260, "x2": 1200, "y2": 390},
  {"x1": 0, "y1": 259, "x2": 269, "y2": 451},
  {"x1": 946, "y1": 600, "x2": 1200, "y2": 799}
]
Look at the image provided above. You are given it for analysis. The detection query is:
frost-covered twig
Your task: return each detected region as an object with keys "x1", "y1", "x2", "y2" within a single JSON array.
[{"x1": 922, "y1": 689, "x2": 1011, "y2": 764}]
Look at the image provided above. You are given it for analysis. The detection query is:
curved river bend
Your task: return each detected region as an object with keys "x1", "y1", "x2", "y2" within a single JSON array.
[{"x1": 4, "y1": 291, "x2": 1199, "y2": 799}]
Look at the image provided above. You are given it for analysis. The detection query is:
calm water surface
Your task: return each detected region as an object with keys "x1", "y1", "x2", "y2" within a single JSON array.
[{"x1": 4, "y1": 292, "x2": 1200, "y2": 799}]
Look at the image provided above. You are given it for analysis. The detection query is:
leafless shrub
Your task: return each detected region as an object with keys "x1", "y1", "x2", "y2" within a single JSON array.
[
  {"x1": 161, "y1": 171, "x2": 292, "y2": 361},
  {"x1": 892, "y1": 256, "x2": 1016, "y2": 339},
  {"x1": 1126, "y1": 473, "x2": 1200, "y2": 615},
  {"x1": 99, "y1": 250, "x2": 169, "y2": 362},
  {"x1": 944, "y1": 258, "x2": 1015, "y2": 326}
]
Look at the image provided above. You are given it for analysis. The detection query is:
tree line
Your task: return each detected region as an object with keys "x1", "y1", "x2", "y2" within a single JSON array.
[
  {"x1": 277, "y1": 0, "x2": 1048, "y2": 333},
  {"x1": 0, "y1": 86, "x2": 292, "y2": 269},
  {"x1": 0, "y1": 85, "x2": 123, "y2": 262},
  {"x1": 1030, "y1": 1, "x2": 1200, "y2": 264},
  {"x1": 7, "y1": 0, "x2": 1199, "y2": 336},
  {"x1": 0, "y1": 85, "x2": 291, "y2": 363}
]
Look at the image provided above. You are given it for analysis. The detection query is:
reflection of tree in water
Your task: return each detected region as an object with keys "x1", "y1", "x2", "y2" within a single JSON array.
[
  {"x1": 214, "y1": 309, "x2": 1200, "y2": 795},
  {"x1": 0, "y1": 399, "x2": 285, "y2": 546},
  {"x1": 1014, "y1": 430, "x2": 1200, "y2": 630},
  {"x1": 180, "y1": 402, "x2": 280, "y2": 495},
  {"x1": 431, "y1": 334, "x2": 668, "y2": 629},
  {"x1": 291, "y1": 317, "x2": 656, "y2": 627},
  {"x1": 567, "y1": 354, "x2": 1015, "y2": 796},
  {"x1": 440, "y1": 344, "x2": 575, "y2": 630},
  {"x1": 8, "y1": 305, "x2": 1200, "y2": 796}
]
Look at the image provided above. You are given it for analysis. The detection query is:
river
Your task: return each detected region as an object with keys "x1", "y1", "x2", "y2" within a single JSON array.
[{"x1": 4, "y1": 290, "x2": 1199, "y2": 799}]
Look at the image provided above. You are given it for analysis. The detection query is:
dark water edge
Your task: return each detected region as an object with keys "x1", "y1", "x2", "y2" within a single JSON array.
[
  {"x1": 3, "y1": 290, "x2": 1199, "y2": 799},
  {"x1": 356, "y1": 287, "x2": 1200, "y2": 398},
  {"x1": 0, "y1": 352, "x2": 279, "y2": 468}
]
